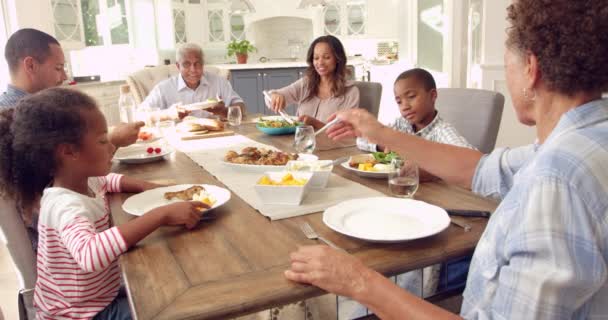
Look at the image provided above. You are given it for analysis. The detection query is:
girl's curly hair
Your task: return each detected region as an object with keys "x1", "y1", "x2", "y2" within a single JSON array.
[
  {"x1": 506, "y1": 0, "x2": 608, "y2": 95},
  {"x1": 0, "y1": 88, "x2": 97, "y2": 208}
]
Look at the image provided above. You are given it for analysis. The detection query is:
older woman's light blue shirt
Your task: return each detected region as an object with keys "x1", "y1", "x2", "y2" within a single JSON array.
[{"x1": 462, "y1": 99, "x2": 608, "y2": 319}]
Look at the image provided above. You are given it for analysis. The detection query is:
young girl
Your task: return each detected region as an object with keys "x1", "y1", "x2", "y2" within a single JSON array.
[{"x1": 0, "y1": 88, "x2": 206, "y2": 320}]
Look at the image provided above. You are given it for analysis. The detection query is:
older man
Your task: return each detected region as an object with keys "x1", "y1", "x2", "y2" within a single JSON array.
[
  {"x1": 0, "y1": 28, "x2": 143, "y2": 147},
  {"x1": 141, "y1": 43, "x2": 245, "y2": 118}
]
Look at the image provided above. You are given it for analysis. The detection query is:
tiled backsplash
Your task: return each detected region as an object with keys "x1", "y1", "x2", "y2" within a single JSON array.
[{"x1": 249, "y1": 17, "x2": 313, "y2": 61}]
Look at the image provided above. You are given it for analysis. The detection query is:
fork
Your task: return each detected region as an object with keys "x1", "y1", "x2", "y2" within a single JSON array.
[{"x1": 299, "y1": 222, "x2": 345, "y2": 251}]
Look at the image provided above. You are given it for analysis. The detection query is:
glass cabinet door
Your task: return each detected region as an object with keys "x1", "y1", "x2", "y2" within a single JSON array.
[
  {"x1": 52, "y1": 0, "x2": 83, "y2": 42},
  {"x1": 173, "y1": 9, "x2": 187, "y2": 44},
  {"x1": 208, "y1": 9, "x2": 225, "y2": 42},
  {"x1": 230, "y1": 14, "x2": 245, "y2": 41},
  {"x1": 323, "y1": 4, "x2": 341, "y2": 35},
  {"x1": 346, "y1": 3, "x2": 365, "y2": 35}
]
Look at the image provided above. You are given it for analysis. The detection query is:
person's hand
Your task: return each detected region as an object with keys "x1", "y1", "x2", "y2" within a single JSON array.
[
  {"x1": 298, "y1": 115, "x2": 325, "y2": 130},
  {"x1": 110, "y1": 121, "x2": 145, "y2": 148},
  {"x1": 270, "y1": 93, "x2": 286, "y2": 113},
  {"x1": 284, "y1": 245, "x2": 372, "y2": 298},
  {"x1": 206, "y1": 100, "x2": 228, "y2": 117},
  {"x1": 326, "y1": 109, "x2": 385, "y2": 144},
  {"x1": 159, "y1": 201, "x2": 209, "y2": 229}
]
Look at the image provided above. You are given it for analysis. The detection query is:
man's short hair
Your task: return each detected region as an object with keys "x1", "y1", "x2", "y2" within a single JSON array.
[
  {"x1": 176, "y1": 43, "x2": 204, "y2": 64},
  {"x1": 4, "y1": 28, "x2": 60, "y2": 75},
  {"x1": 395, "y1": 68, "x2": 437, "y2": 91}
]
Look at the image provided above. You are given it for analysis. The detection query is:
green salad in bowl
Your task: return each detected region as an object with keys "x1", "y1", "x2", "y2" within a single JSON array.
[{"x1": 256, "y1": 117, "x2": 303, "y2": 135}]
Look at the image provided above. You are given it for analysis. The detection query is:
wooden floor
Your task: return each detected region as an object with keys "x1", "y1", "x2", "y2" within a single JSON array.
[{"x1": 0, "y1": 244, "x2": 19, "y2": 320}]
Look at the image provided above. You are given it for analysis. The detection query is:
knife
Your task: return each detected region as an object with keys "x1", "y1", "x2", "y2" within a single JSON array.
[{"x1": 446, "y1": 209, "x2": 491, "y2": 218}]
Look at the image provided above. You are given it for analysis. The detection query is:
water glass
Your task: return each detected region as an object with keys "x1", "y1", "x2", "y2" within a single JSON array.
[
  {"x1": 146, "y1": 107, "x2": 161, "y2": 128},
  {"x1": 157, "y1": 120, "x2": 175, "y2": 146},
  {"x1": 294, "y1": 125, "x2": 316, "y2": 154},
  {"x1": 388, "y1": 159, "x2": 419, "y2": 198},
  {"x1": 227, "y1": 105, "x2": 242, "y2": 126}
]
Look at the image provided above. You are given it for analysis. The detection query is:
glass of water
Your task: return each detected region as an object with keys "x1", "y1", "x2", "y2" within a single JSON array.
[
  {"x1": 227, "y1": 105, "x2": 242, "y2": 126},
  {"x1": 388, "y1": 159, "x2": 419, "y2": 198},
  {"x1": 294, "y1": 125, "x2": 316, "y2": 154},
  {"x1": 157, "y1": 120, "x2": 175, "y2": 147}
]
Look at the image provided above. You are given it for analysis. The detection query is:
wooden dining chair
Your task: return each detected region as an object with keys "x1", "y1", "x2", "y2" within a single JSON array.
[
  {"x1": 353, "y1": 81, "x2": 383, "y2": 117},
  {"x1": 0, "y1": 197, "x2": 37, "y2": 320},
  {"x1": 435, "y1": 88, "x2": 505, "y2": 154}
]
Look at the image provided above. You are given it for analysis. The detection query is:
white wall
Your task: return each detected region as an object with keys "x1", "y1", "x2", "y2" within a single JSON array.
[{"x1": 479, "y1": 0, "x2": 536, "y2": 148}]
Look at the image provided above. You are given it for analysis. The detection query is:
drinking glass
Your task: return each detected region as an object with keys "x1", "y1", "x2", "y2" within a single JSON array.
[
  {"x1": 157, "y1": 120, "x2": 175, "y2": 147},
  {"x1": 146, "y1": 107, "x2": 161, "y2": 129},
  {"x1": 294, "y1": 125, "x2": 316, "y2": 154},
  {"x1": 388, "y1": 159, "x2": 419, "y2": 198},
  {"x1": 227, "y1": 105, "x2": 242, "y2": 126}
]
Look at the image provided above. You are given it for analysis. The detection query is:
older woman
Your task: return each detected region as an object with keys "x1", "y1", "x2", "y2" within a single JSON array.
[
  {"x1": 285, "y1": 1, "x2": 608, "y2": 319},
  {"x1": 269, "y1": 35, "x2": 359, "y2": 130}
]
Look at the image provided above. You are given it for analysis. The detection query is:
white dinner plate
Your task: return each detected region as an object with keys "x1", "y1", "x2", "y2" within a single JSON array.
[
  {"x1": 122, "y1": 184, "x2": 231, "y2": 216},
  {"x1": 182, "y1": 100, "x2": 221, "y2": 111},
  {"x1": 114, "y1": 145, "x2": 173, "y2": 164},
  {"x1": 221, "y1": 153, "x2": 318, "y2": 172},
  {"x1": 323, "y1": 197, "x2": 450, "y2": 243},
  {"x1": 340, "y1": 161, "x2": 395, "y2": 179}
]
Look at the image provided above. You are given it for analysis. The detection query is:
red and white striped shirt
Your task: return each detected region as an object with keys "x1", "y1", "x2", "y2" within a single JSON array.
[{"x1": 35, "y1": 174, "x2": 128, "y2": 320}]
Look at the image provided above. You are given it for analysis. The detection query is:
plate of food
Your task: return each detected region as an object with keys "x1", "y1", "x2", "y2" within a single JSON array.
[
  {"x1": 122, "y1": 184, "x2": 231, "y2": 216},
  {"x1": 222, "y1": 146, "x2": 318, "y2": 172},
  {"x1": 114, "y1": 144, "x2": 173, "y2": 164},
  {"x1": 254, "y1": 116, "x2": 301, "y2": 135},
  {"x1": 323, "y1": 197, "x2": 450, "y2": 243},
  {"x1": 176, "y1": 116, "x2": 224, "y2": 133},
  {"x1": 181, "y1": 98, "x2": 222, "y2": 111},
  {"x1": 340, "y1": 152, "x2": 399, "y2": 178},
  {"x1": 135, "y1": 130, "x2": 160, "y2": 144}
]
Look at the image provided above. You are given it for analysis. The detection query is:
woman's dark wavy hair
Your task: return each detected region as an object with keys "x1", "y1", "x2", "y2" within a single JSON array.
[
  {"x1": 506, "y1": 0, "x2": 608, "y2": 95},
  {"x1": 0, "y1": 88, "x2": 97, "y2": 208},
  {"x1": 303, "y1": 35, "x2": 350, "y2": 101}
]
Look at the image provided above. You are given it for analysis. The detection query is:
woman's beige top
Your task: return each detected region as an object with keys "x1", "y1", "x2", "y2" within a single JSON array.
[{"x1": 270, "y1": 77, "x2": 360, "y2": 123}]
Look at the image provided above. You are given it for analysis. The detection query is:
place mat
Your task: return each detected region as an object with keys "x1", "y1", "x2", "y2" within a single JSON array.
[{"x1": 177, "y1": 135, "x2": 384, "y2": 220}]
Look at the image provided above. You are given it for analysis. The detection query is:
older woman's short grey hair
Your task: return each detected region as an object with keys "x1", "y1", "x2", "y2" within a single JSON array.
[{"x1": 176, "y1": 43, "x2": 204, "y2": 64}]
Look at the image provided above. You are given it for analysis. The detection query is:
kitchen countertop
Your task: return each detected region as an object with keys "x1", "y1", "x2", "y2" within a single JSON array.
[{"x1": 212, "y1": 61, "x2": 309, "y2": 70}]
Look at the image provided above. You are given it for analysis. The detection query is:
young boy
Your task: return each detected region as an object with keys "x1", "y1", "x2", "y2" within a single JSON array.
[
  {"x1": 344, "y1": 68, "x2": 474, "y2": 319},
  {"x1": 357, "y1": 68, "x2": 474, "y2": 152}
]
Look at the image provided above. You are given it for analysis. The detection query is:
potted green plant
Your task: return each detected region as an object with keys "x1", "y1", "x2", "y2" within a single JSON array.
[{"x1": 227, "y1": 40, "x2": 257, "y2": 64}]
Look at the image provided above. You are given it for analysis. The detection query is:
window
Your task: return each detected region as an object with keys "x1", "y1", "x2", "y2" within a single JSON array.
[
  {"x1": 52, "y1": 0, "x2": 131, "y2": 47},
  {"x1": 173, "y1": 0, "x2": 187, "y2": 44}
]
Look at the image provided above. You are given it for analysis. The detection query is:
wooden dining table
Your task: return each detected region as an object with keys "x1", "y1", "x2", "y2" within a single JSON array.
[{"x1": 110, "y1": 120, "x2": 498, "y2": 320}]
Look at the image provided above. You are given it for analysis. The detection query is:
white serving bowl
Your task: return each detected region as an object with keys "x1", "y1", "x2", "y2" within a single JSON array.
[
  {"x1": 255, "y1": 171, "x2": 313, "y2": 205},
  {"x1": 285, "y1": 160, "x2": 333, "y2": 188}
]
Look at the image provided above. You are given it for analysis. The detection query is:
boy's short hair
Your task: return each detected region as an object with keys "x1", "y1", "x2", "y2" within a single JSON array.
[
  {"x1": 4, "y1": 28, "x2": 60, "y2": 75},
  {"x1": 394, "y1": 68, "x2": 437, "y2": 91}
]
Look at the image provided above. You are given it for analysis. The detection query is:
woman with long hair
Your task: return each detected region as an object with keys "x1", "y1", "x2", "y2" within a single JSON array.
[{"x1": 268, "y1": 35, "x2": 359, "y2": 130}]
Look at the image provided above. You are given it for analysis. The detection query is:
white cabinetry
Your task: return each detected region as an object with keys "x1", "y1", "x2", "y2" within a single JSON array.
[
  {"x1": 323, "y1": 0, "x2": 366, "y2": 37},
  {"x1": 71, "y1": 81, "x2": 125, "y2": 126}
]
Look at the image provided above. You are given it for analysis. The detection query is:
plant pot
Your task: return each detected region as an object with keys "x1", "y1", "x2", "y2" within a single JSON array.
[{"x1": 236, "y1": 53, "x2": 248, "y2": 64}]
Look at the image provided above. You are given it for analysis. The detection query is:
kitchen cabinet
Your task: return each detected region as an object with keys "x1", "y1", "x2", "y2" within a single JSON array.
[
  {"x1": 323, "y1": 0, "x2": 367, "y2": 37},
  {"x1": 230, "y1": 67, "x2": 306, "y2": 115}
]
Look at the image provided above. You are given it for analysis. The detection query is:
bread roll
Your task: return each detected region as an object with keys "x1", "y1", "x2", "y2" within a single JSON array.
[{"x1": 199, "y1": 118, "x2": 224, "y2": 131}]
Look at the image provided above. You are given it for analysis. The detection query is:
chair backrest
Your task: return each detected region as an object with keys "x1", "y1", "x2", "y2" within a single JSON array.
[
  {"x1": 125, "y1": 65, "x2": 229, "y2": 104},
  {"x1": 0, "y1": 197, "x2": 37, "y2": 320},
  {"x1": 435, "y1": 88, "x2": 505, "y2": 153},
  {"x1": 353, "y1": 81, "x2": 382, "y2": 117}
]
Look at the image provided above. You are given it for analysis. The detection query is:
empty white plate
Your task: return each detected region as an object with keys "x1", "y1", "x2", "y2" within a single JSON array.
[
  {"x1": 122, "y1": 184, "x2": 231, "y2": 216},
  {"x1": 114, "y1": 145, "x2": 173, "y2": 164},
  {"x1": 323, "y1": 197, "x2": 450, "y2": 242}
]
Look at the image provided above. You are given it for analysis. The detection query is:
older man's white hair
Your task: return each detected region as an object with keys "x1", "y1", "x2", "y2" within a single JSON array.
[{"x1": 176, "y1": 43, "x2": 204, "y2": 63}]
